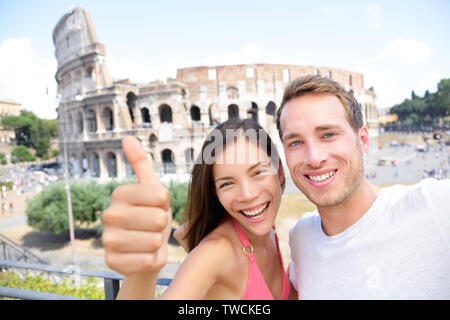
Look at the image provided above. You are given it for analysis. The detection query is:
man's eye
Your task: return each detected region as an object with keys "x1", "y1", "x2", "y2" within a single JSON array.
[
  {"x1": 324, "y1": 132, "x2": 335, "y2": 139},
  {"x1": 289, "y1": 140, "x2": 302, "y2": 147}
]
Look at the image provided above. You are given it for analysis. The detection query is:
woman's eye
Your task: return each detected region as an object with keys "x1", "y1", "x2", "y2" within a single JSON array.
[
  {"x1": 219, "y1": 182, "x2": 232, "y2": 189},
  {"x1": 254, "y1": 169, "x2": 267, "y2": 176}
]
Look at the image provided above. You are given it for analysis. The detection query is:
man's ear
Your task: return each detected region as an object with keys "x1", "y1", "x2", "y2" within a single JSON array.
[{"x1": 358, "y1": 126, "x2": 370, "y2": 154}]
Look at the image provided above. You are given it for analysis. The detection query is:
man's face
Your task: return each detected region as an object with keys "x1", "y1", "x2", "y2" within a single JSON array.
[{"x1": 279, "y1": 93, "x2": 369, "y2": 208}]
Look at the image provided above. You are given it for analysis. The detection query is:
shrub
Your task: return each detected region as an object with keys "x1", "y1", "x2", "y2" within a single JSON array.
[
  {"x1": 0, "y1": 271, "x2": 104, "y2": 300},
  {"x1": 12, "y1": 145, "x2": 36, "y2": 162},
  {"x1": 167, "y1": 182, "x2": 189, "y2": 224},
  {"x1": 26, "y1": 180, "x2": 120, "y2": 235},
  {"x1": 25, "y1": 178, "x2": 188, "y2": 236}
]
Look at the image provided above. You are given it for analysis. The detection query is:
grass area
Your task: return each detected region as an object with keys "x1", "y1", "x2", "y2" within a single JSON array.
[
  {"x1": 276, "y1": 194, "x2": 317, "y2": 224},
  {"x1": 0, "y1": 271, "x2": 105, "y2": 300}
]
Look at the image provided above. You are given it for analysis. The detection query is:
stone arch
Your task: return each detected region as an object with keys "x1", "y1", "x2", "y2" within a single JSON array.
[
  {"x1": 227, "y1": 87, "x2": 239, "y2": 100},
  {"x1": 159, "y1": 104, "x2": 173, "y2": 123},
  {"x1": 126, "y1": 92, "x2": 137, "y2": 123},
  {"x1": 228, "y1": 104, "x2": 239, "y2": 120},
  {"x1": 266, "y1": 101, "x2": 276, "y2": 116},
  {"x1": 141, "y1": 107, "x2": 151, "y2": 126},
  {"x1": 102, "y1": 107, "x2": 114, "y2": 131},
  {"x1": 76, "y1": 111, "x2": 84, "y2": 134},
  {"x1": 81, "y1": 152, "x2": 88, "y2": 177},
  {"x1": 69, "y1": 153, "x2": 78, "y2": 175},
  {"x1": 190, "y1": 105, "x2": 201, "y2": 121},
  {"x1": 67, "y1": 113, "x2": 73, "y2": 135},
  {"x1": 91, "y1": 152, "x2": 100, "y2": 177},
  {"x1": 86, "y1": 109, "x2": 97, "y2": 132},
  {"x1": 149, "y1": 133, "x2": 158, "y2": 148},
  {"x1": 106, "y1": 151, "x2": 117, "y2": 178},
  {"x1": 161, "y1": 149, "x2": 175, "y2": 174},
  {"x1": 248, "y1": 102, "x2": 258, "y2": 122}
]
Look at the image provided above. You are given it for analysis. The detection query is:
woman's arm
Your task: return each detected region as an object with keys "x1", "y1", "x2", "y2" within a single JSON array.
[
  {"x1": 173, "y1": 222, "x2": 190, "y2": 252},
  {"x1": 159, "y1": 237, "x2": 236, "y2": 299}
]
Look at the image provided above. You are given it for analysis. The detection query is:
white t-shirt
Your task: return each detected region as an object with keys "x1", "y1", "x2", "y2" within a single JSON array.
[{"x1": 289, "y1": 178, "x2": 450, "y2": 299}]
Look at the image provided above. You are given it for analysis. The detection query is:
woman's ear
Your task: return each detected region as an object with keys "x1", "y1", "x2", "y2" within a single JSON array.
[{"x1": 277, "y1": 159, "x2": 285, "y2": 186}]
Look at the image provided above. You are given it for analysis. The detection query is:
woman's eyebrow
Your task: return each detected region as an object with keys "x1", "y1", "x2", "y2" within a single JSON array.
[
  {"x1": 214, "y1": 176, "x2": 232, "y2": 183},
  {"x1": 214, "y1": 160, "x2": 270, "y2": 183}
]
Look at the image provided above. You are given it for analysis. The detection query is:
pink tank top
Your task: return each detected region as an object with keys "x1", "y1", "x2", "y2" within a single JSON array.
[{"x1": 231, "y1": 218, "x2": 291, "y2": 300}]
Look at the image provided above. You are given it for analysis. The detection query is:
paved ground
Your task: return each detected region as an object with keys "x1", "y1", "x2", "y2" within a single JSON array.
[{"x1": 1, "y1": 138, "x2": 449, "y2": 281}]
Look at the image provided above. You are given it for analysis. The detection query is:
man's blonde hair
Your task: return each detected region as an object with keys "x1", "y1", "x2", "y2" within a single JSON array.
[{"x1": 276, "y1": 75, "x2": 363, "y2": 138}]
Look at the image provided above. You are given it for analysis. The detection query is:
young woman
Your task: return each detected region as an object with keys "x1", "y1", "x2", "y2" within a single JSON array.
[{"x1": 103, "y1": 119, "x2": 297, "y2": 299}]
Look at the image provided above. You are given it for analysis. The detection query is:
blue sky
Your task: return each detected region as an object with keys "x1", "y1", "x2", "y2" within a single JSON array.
[{"x1": 1, "y1": 0, "x2": 449, "y2": 119}]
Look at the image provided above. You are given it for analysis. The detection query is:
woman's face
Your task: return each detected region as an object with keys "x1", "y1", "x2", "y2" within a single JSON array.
[{"x1": 212, "y1": 137, "x2": 283, "y2": 236}]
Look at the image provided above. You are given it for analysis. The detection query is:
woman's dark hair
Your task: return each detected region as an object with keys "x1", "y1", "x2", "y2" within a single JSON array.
[{"x1": 182, "y1": 118, "x2": 285, "y2": 252}]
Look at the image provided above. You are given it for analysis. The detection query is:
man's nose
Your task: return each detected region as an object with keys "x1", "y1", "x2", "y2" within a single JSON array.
[{"x1": 305, "y1": 141, "x2": 328, "y2": 168}]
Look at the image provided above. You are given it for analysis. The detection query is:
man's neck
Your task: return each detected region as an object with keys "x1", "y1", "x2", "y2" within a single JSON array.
[{"x1": 317, "y1": 179, "x2": 380, "y2": 236}]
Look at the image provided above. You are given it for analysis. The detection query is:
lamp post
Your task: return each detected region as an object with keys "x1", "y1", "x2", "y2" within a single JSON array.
[{"x1": 60, "y1": 97, "x2": 78, "y2": 267}]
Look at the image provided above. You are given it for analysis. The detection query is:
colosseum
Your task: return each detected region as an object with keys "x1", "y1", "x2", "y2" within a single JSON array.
[{"x1": 53, "y1": 7, "x2": 378, "y2": 180}]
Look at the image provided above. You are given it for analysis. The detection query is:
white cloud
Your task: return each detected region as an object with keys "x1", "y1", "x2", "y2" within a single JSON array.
[
  {"x1": 376, "y1": 38, "x2": 432, "y2": 65},
  {"x1": 356, "y1": 38, "x2": 436, "y2": 110},
  {"x1": 355, "y1": 65, "x2": 442, "y2": 111},
  {"x1": 357, "y1": 63, "x2": 401, "y2": 109},
  {"x1": 0, "y1": 38, "x2": 57, "y2": 119},
  {"x1": 367, "y1": 5, "x2": 381, "y2": 30}
]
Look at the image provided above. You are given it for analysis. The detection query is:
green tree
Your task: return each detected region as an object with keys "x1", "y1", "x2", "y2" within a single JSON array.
[
  {"x1": 35, "y1": 138, "x2": 50, "y2": 158},
  {"x1": 12, "y1": 145, "x2": 36, "y2": 162},
  {"x1": 390, "y1": 78, "x2": 450, "y2": 125},
  {"x1": 26, "y1": 179, "x2": 136, "y2": 236},
  {"x1": 168, "y1": 182, "x2": 189, "y2": 224},
  {"x1": 1, "y1": 110, "x2": 58, "y2": 157}
]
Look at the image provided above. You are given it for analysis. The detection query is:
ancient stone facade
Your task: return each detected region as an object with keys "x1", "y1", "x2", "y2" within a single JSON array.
[
  {"x1": 53, "y1": 7, "x2": 378, "y2": 180},
  {"x1": 0, "y1": 100, "x2": 21, "y2": 143}
]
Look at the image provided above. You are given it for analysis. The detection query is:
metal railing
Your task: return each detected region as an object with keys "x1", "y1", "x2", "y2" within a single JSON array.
[
  {"x1": 0, "y1": 259, "x2": 172, "y2": 300},
  {"x1": 0, "y1": 233, "x2": 48, "y2": 265}
]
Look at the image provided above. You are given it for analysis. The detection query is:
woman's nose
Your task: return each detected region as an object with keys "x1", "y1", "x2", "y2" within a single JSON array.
[{"x1": 236, "y1": 180, "x2": 258, "y2": 202}]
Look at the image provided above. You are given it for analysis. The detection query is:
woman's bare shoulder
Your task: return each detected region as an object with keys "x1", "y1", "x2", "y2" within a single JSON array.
[{"x1": 161, "y1": 222, "x2": 244, "y2": 299}]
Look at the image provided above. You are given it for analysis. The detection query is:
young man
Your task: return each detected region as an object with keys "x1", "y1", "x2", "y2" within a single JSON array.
[{"x1": 277, "y1": 75, "x2": 450, "y2": 299}]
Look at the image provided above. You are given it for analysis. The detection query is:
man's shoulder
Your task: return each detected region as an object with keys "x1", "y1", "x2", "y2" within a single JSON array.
[
  {"x1": 289, "y1": 209, "x2": 320, "y2": 238},
  {"x1": 383, "y1": 178, "x2": 450, "y2": 203},
  {"x1": 379, "y1": 178, "x2": 450, "y2": 217}
]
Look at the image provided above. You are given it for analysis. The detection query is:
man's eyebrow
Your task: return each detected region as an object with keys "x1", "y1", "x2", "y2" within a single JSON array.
[
  {"x1": 281, "y1": 133, "x2": 299, "y2": 142},
  {"x1": 315, "y1": 124, "x2": 343, "y2": 131},
  {"x1": 282, "y1": 124, "x2": 344, "y2": 141}
]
